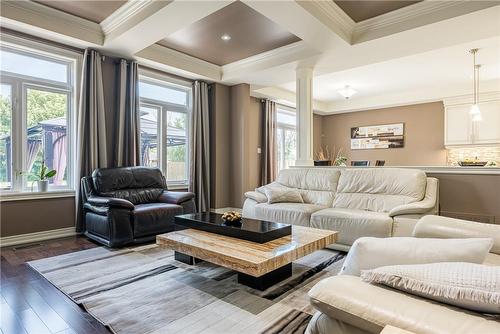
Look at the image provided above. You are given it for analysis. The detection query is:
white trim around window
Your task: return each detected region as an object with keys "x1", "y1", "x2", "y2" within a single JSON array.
[
  {"x1": 138, "y1": 70, "x2": 192, "y2": 188},
  {"x1": 0, "y1": 34, "x2": 82, "y2": 200}
]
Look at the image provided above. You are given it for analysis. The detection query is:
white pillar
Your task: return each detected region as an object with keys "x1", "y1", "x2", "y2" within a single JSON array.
[{"x1": 295, "y1": 67, "x2": 314, "y2": 166}]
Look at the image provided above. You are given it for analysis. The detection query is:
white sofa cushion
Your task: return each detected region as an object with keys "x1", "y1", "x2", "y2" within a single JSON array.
[
  {"x1": 333, "y1": 168, "x2": 427, "y2": 212},
  {"x1": 277, "y1": 168, "x2": 340, "y2": 191},
  {"x1": 361, "y1": 262, "x2": 500, "y2": 314},
  {"x1": 340, "y1": 237, "x2": 494, "y2": 276},
  {"x1": 308, "y1": 275, "x2": 500, "y2": 334},
  {"x1": 311, "y1": 208, "x2": 393, "y2": 245},
  {"x1": 254, "y1": 203, "x2": 326, "y2": 226},
  {"x1": 275, "y1": 168, "x2": 339, "y2": 206}
]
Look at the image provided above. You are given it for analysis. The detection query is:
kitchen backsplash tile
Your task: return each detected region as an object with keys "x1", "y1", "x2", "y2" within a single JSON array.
[{"x1": 447, "y1": 146, "x2": 500, "y2": 166}]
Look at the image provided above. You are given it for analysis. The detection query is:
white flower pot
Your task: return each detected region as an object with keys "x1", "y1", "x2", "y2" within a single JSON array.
[{"x1": 37, "y1": 180, "x2": 49, "y2": 192}]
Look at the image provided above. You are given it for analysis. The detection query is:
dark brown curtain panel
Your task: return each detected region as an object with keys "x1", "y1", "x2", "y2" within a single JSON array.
[
  {"x1": 114, "y1": 60, "x2": 140, "y2": 167},
  {"x1": 75, "y1": 49, "x2": 108, "y2": 233},
  {"x1": 260, "y1": 99, "x2": 277, "y2": 185},
  {"x1": 189, "y1": 81, "x2": 210, "y2": 212}
]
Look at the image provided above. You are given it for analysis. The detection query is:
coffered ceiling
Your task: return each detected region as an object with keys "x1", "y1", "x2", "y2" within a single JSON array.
[
  {"x1": 157, "y1": 1, "x2": 301, "y2": 66},
  {"x1": 334, "y1": 1, "x2": 422, "y2": 22},
  {"x1": 34, "y1": 0, "x2": 126, "y2": 23},
  {"x1": 2, "y1": 0, "x2": 499, "y2": 114}
]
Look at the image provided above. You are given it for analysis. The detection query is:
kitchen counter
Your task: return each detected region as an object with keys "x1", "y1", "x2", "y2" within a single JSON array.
[{"x1": 293, "y1": 165, "x2": 500, "y2": 175}]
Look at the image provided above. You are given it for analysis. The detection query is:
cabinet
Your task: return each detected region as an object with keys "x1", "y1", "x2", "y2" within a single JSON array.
[{"x1": 444, "y1": 93, "x2": 500, "y2": 147}]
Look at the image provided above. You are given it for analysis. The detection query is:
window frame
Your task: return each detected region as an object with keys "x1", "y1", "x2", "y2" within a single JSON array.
[
  {"x1": 138, "y1": 70, "x2": 192, "y2": 188},
  {"x1": 0, "y1": 34, "x2": 81, "y2": 198},
  {"x1": 276, "y1": 104, "x2": 297, "y2": 171}
]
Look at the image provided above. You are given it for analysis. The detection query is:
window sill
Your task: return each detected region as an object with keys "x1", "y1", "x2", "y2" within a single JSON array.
[
  {"x1": 0, "y1": 189, "x2": 76, "y2": 202},
  {"x1": 167, "y1": 184, "x2": 188, "y2": 191}
]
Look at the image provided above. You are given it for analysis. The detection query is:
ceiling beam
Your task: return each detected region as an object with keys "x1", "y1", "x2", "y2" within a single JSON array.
[
  {"x1": 135, "y1": 44, "x2": 221, "y2": 82},
  {"x1": 0, "y1": 0, "x2": 103, "y2": 47},
  {"x1": 221, "y1": 41, "x2": 320, "y2": 84},
  {"x1": 102, "y1": 0, "x2": 235, "y2": 56},
  {"x1": 241, "y1": 0, "x2": 348, "y2": 53}
]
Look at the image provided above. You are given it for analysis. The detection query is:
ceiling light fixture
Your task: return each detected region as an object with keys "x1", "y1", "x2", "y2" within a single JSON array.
[
  {"x1": 337, "y1": 85, "x2": 357, "y2": 99},
  {"x1": 220, "y1": 34, "x2": 231, "y2": 41},
  {"x1": 469, "y1": 48, "x2": 482, "y2": 122}
]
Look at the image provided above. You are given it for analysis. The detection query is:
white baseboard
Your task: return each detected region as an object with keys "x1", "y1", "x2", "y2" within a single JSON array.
[{"x1": 0, "y1": 227, "x2": 76, "y2": 247}]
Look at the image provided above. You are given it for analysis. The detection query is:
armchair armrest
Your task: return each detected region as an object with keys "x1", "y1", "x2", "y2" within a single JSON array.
[
  {"x1": 244, "y1": 191, "x2": 267, "y2": 203},
  {"x1": 158, "y1": 191, "x2": 195, "y2": 204},
  {"x1": 86, "y1": 195, "x2": 135, "y2": 210},
  {"x1": 389, "y1": 178, "x2": 438, "y2": 217}
]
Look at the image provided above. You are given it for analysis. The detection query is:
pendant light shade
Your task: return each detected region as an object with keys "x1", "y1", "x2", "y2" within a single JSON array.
[
  {"x1": 470, "y1": 104, "x2": 481, "y2": 116},
  {"x1": 469, "y1": 49, "x2": 482, "y2": 121}
]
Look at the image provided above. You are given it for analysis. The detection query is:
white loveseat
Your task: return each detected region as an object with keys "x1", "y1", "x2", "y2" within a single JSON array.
[{"x1": 243, "y1": 168, "x2": 439, "y2": 251}]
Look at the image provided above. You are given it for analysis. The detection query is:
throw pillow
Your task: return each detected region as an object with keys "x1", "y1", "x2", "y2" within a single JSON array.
[
  {"x1": 340, "y1": 237, "x2": 493, "y2": 276},
  {"x1": 361, "y1": 262, "x2": 500, "y2": 314},
  {"x1": 260, "y1": 183, "x2": 304, "y2": 204}
]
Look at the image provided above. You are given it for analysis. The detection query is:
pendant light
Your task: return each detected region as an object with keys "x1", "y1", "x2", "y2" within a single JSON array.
[{"x1": 469, "y1": 49, "x2": 482, "y2": 121}]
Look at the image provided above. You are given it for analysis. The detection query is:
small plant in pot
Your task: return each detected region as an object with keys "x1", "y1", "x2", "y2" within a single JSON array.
[{"x1": 22, "y1": 162, "x2": 57, "y2": 192}]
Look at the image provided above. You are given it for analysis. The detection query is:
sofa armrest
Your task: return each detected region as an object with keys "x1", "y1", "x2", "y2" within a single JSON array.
[
  {"x1": 86, "y1": 196, "x2": 134, "y2": 210},
  {"x1": 158, "y1": 191, "x2": 195, "y2": 205},
  {"x1": 308, "y1": 275, "x2": 500, "y2": 334},
  {"x1": 389, "y1": 178, "x2": 438, "y2": 217},
  {"x1": 413, "y1": 215, "x2": 500, "y2": 254},
  {"x1": 244, "y1": 191, "x2": 267, "y2": 203}
]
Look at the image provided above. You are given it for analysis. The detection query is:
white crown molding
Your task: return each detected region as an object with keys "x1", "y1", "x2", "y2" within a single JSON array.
[
  {"x1": 100, "y1": 0, "x2": 156, "y2": 35},
  {"x1": 443, "y1": 91, "x2": 500, "y2": 107},
  {"x1": 222, "y1": 41, "x2": 320, "y2": 83},
  {"x1": 0, "y1": 227, "x2": 76, "y2": 247},
  {"x1": 250, "y1": 85, "x2": 329, "y2": 114},
  {"x1": 136, "y1": 43, "x2": 221, "y2": 81},
  {"x1": 296, "y1": 0, "x2": 355, "y2": 44},
  {"x1": 353, "y1": 0, "x2": 499, "y2": 43},
  {"x1": 0, "y1": 0, "x2": 103, "y2": 46}
]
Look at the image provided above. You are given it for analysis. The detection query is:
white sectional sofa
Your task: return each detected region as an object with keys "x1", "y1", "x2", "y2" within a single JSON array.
[{"x1": 242, "y1": 168, "x2": 439, "y2": 251}]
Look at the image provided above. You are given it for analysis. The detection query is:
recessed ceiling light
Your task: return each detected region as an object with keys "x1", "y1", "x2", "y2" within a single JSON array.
[
  {"x1": 221, "y1": 34, "x2": 231, "y2": 41},
  {"x1": 337, "y1": 85, "x2": 357, "y2": 99}
]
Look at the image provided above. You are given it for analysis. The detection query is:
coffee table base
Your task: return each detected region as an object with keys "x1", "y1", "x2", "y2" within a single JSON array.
[
  {"x1": 174, "y1": 251, "x2": 292, "y2": 291},
  {"x1": 174, "y1": 251, "x2": 203, "y2": 265},
  {"x1": 237, "y1": 263, "x2": 292, "y2": 291}
]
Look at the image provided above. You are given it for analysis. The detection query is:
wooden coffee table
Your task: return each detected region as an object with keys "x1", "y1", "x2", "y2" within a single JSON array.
[{"x1": 156, "y1": 222, "x2": 337, "y2": 290}]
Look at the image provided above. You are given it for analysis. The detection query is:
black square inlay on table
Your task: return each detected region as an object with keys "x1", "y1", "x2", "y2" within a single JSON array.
[{"x1": 174, "y1": 212, "x2": 291, "y2": 243}]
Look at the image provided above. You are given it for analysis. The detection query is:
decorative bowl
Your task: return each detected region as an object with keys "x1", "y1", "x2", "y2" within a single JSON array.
[{"x1": 221, "y1": 211, "x2": 242, "y2": 224}]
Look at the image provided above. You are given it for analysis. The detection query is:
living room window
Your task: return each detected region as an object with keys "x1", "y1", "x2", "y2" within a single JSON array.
[
  {"x1": 276, "y1": 105, "x2": 296, "y2": 171},
  {"x1": 0, "y1": 36, "x2": 79, "y2": 195},
  {"x1": 138, "y1": 73, "x2": 191, "y2": 188}
]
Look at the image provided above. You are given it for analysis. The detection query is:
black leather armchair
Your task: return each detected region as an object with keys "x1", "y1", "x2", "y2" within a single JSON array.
[{"x1": 81, "y1": 166, "x2": 196, "y2": 247}]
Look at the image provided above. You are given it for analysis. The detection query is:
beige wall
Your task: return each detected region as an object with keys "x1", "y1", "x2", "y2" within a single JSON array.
[
  {"x1": 313, "y1": 114, "x2": 324, "y2": 158},
  {"x1": 228, "y1": 84, "x2": 262, "y2": 208},
  {"x1": 210, "y1": 83, "x2": 232, "y2": 209},
  {"x1": 429, "y1": 173, "x2": 500, "y2": 224},
  {"x1": 320, "y1": 102, "x2": 447, "y2": 166},
  {"x1": 1, "y1": 197, "x2": 75, "y2": 237}
]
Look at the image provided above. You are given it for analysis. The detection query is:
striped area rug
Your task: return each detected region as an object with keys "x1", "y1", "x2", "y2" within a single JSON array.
[{"x1": 28, "y1": 244, "x2": 345, "y2": 334}]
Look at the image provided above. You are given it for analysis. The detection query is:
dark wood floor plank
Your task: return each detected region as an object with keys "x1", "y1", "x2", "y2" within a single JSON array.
[
  {"x1": 1, "y1": 236, "x2": 109, "y2": 334},
  {"x1": 17, "y1": 309, "x2": 51, "y2": 334},
  {"x1": 19, "y1": 285, "x2": 70, "y2": 333},
  {"x1": 0, "y1": 298, "x2": 29, "y2": 334},
  {"x1": 30, "y1": 277, "x2": 109, "y2": 334}
]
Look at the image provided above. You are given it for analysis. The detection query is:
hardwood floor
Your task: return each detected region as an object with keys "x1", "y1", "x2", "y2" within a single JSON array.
[{"x1": 1, "y1": 236, "x2": 111, "y2": 334}]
